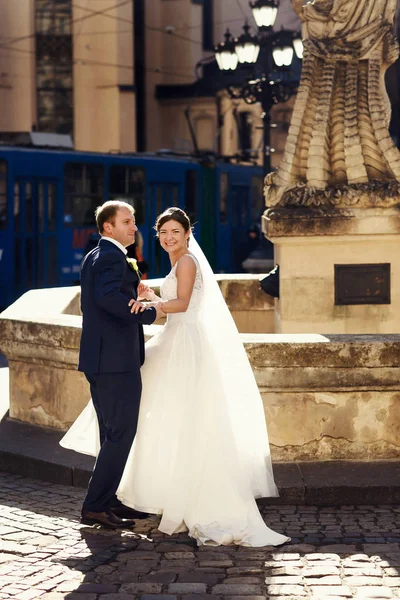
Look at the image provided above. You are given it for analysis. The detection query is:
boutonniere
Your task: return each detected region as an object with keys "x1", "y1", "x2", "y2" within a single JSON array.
[{"x1": 126, "y1": 257, "x2": 140, "y2": 278}]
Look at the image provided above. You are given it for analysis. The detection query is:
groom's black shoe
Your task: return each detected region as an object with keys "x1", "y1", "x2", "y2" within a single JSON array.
[
  {"x1": 80, "y1": 509, "x2": 135, "y2": 529},
  {"x1": 110, "y1": 503, "x2": 151, "y2": 520}
]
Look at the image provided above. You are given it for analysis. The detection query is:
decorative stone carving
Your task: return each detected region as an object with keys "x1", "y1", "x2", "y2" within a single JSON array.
[{"x1": 265, "y1": 0, "x2": 400, "y2": 208}]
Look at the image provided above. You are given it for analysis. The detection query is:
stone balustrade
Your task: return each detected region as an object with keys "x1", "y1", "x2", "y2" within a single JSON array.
[
  {"x1": 0, "y1": 282, "x2": 399, "y2": 461},
  {"x1": 246, "y1": 333, "x2": 400, "y2": 461}
]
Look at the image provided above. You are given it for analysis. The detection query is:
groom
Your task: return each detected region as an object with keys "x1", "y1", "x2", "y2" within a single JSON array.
[{"x1": 79, "y1": 200, "x2": 163, "y2": 529}]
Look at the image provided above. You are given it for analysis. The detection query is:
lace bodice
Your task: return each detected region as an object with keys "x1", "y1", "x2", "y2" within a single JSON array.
[{"x1": 160, "y1": 254, "x2": 203, "y2": 318}]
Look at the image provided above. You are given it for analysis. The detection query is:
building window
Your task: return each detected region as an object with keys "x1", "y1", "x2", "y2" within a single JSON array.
[
  {"x1": 109, "y1": 166, "x2": 146, "y2": 226},
  {"x1": 35, "y1": 0, "x2": 73, "y2": 135},
  {"x1": 0, "y1": 161, "x2": 7, "y2": 230},
  {"x1": 64, "y1": 163, "x2": 105, "y2": 227},
  {"x1": 192, "y1": 0, "x2": 213, "y2": 50},
  {"x1": 202, "y1": 0, "x2": 213, "y2": 50}
]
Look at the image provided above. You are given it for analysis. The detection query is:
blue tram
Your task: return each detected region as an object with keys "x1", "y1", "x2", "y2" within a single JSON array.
[{"x1": 0, "y1": 146, "x2": 264, "y2": 308}]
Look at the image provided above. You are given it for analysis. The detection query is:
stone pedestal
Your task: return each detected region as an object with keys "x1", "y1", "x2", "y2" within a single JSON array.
[{"x1": 263, "y1": 206, "x2": 400, "y2": 334}]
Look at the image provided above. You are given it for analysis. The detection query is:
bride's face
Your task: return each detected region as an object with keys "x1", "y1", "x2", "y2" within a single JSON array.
[{"x1": 158, "y1": 219, "x2": 190, "y2": 254}]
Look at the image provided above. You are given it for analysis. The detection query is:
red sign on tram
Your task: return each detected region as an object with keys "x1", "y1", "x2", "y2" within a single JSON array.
[{"x1": 72, "y1": 228, "x2": 97, "y2": 249}]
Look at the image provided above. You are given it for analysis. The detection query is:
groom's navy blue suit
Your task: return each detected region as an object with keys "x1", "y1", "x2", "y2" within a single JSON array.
[{"x1": 79, "y1": 238, "x2": 156, "y2": 513}]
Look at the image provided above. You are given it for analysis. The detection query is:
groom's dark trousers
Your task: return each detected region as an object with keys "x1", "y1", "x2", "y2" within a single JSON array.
[{"x1": 78, "y1": 238, "x2": 156, "y2": 513}]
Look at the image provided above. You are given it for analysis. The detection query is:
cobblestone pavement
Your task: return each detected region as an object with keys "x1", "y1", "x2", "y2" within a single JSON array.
[{"x1": 1, "y1": 472, "x2": 400, "y2": 600}]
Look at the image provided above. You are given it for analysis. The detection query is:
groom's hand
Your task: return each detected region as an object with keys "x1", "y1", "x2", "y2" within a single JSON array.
[{"x1": 129, "y1": 299, "x2": 146, "y2": 314}]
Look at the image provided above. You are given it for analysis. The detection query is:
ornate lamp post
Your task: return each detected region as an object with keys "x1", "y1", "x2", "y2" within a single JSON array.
[
  {"x1": 214, "y1": 0, "x2": 303, "y2": 176},
  {"x1": 214, "y1": 29, "x2": 238, "y2": 71},
  {"x1": 250, "y1": 0, "x2": 279, "y2": 30}
]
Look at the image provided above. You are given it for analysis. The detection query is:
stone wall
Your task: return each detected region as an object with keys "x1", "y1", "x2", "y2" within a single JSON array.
[
  {"x1": 0, "y1": 288, "x2": 86, "y2": 430},
  {"x1": 63, "y1": 276, "x2": 275, "y2": 334},
  {"x1": 1, "y1": 286, "x2": 399, "y2": 461},
  {"x1": 217, "y1": 275, "x2": 274, "y2": 334},
  {"x1": 246, "y1": 333, "x2": 400, "y2": 461}
]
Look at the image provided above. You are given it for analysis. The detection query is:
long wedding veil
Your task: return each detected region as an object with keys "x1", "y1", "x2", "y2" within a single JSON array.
[{"x1": 188, "y1": 235, "x2": 278, "y2": 498}]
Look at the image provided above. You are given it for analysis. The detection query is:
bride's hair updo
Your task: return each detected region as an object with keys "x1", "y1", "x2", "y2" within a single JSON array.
[{"x1": 155, "y1": 207, "x2": 192, "y2": 243}]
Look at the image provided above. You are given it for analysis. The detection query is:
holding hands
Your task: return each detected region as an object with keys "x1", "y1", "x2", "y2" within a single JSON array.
[
  {"x1": 137, "y1": 283, "x2": 157, "y2": 301},
  {"x1": 135, "y1": 283, "x2": 165, "y2": 320},
  {"x1": 129, "y1": 296, "x2": 165, "y2": 321}
]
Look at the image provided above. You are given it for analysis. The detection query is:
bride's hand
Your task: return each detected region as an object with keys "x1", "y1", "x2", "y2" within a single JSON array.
[
  {"x1": 155, "y1": 301, "x2": 166, "y2": 317},
  {"x1": 138, "y1": 283, "x2": 155, "y2": 301}
]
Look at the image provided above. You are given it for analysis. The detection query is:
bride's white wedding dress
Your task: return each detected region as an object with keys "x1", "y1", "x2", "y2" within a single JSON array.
[{"x1": 61, "y1": 240, "x2": 289, "y2": 547}]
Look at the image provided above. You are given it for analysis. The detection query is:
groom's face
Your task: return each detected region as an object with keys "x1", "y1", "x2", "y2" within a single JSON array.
[{"x1": 104, "y1": 207, "x2": 137, "y2": 247}]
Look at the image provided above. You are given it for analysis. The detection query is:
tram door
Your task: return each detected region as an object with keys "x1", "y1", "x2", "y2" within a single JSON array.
[
  {"x1": 148, "y1": 183, "x2": 180, "y2": 277},
  {"x1": 14, "y1": 179, "x2": 58, "y2": 297}
]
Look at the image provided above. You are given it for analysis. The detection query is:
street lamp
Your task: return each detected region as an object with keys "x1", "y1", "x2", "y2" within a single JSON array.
[
  {"x1": 214, "y1": 0, "x2": 303, "y2": 176},
  {"x1": 249, "y1": 0, "x2": 279, "y2": 30},
  {"x1": 292, "y1": 30, "x2": 304, "y2": 60},
  {"x1": 271, "y1": 29, "x2": 295, "y2": 67},
  {"x1": 235, "y1": 22, "x2": 260, "y2": 65},
  {"x1": 215, "y1": 29, "x2": 238, "y2": 71}
]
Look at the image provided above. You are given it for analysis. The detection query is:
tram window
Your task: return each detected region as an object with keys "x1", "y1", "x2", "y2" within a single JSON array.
[
  {"x1": 232, "y1": 188, "x2": 239, "y2": 228},
  {"x1": 0, "y1": 161, "x2": 7, "y2": 230},
  {"x1": 219, "y1": 172, "x2": 229, "y2": 223},
  {"x1": 155, "y1": 186, "x2": 163, "y2": 217},
  {"x1": 25, "y1": 183, "x2": 33, "y2": 233},
  {"x1": 64, "y1": 163, "x2": 104, "y2": 227},
  {"x1": 14, "y1": 182, "x2": 20, "y2": 233},
  {"x1": 171, "y1": 185, "x2": 179, "y2": 207},
  {"x1": 48, "y1": 184, "x2": 56, "y2": 231},
  {"x1": 250, "y1": 176, "x2": 264, "y2": 222},
  {"x1": 38, "y1": 183, "x2": 44, "y2": 233},
  {"x1": 38, "y1": 183, "x2": 56, "y2": 232},
  {"x1": 185, "y1": 170, "x2": 198, "y2": 221},
  {"x1": 109, "y1": 165, "x2": 146, "y2": 225}
]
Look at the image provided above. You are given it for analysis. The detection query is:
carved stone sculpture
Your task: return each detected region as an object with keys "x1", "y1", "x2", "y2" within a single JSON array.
[{"x1": 265, "y1": 0, "x2": 400, "y2": 208}]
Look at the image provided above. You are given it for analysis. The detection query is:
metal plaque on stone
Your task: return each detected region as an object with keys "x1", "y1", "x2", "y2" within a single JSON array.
[{"x1": 334, "y1": 263, "x2": 391, "y2": 305}]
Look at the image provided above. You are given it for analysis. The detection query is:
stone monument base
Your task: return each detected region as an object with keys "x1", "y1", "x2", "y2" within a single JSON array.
[{"x1": 263, "y1": 206, "x2": 400, "y2": 334}]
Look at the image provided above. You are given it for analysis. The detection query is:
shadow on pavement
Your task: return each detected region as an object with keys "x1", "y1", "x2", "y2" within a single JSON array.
[
  {"x1": 1, "y1": 472, "x2": 399, "y2": 599},
  {"x1": 58, "y1": 537, "x2": 400, "y2": 599}
]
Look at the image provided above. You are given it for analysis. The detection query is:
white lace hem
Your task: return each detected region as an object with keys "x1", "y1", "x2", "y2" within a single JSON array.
[{"x1": 117, "y1": 493, "x2": 289, "y2": 547}]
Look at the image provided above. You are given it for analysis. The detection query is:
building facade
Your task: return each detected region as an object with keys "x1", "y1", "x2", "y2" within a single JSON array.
[
  {"x1": 0, "y1": 0, "x2": 300, "y2": 165},
  {"x1": 0, "y1": 0, "x2": 135, "y2": 152}
]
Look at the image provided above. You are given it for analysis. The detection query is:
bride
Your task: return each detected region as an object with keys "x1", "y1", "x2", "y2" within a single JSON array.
[{"x1": 61, "y1": 207, "x2": 289, "y2": 547}]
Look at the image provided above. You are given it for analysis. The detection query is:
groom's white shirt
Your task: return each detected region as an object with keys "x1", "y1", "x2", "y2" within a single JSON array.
[{"x1": 101, "y1": 236, "x2": 127, "y2": 255}]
